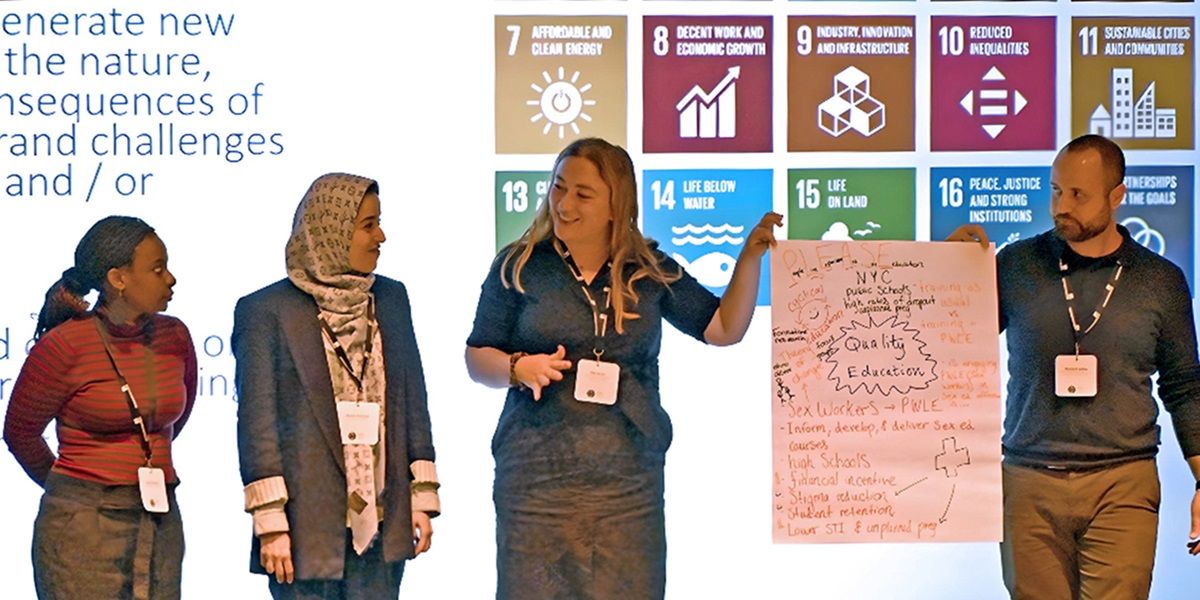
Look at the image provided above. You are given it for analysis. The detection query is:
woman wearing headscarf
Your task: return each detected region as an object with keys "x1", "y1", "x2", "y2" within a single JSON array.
[
  {"x1": 465, "y1": 138, "x2": 780, "y2": 599},
  {"x1": 233, "y1": 173, "x2": 439, "y2": 599},
  {"x1": 4, "y1": 216, "x2": 196, "y2": 600}
]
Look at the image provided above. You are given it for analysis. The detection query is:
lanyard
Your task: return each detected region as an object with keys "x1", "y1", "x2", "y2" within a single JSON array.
[
  {"x1": 552, "y1": 238, "x2": 612, "y2": 359},
  {"x1": 318, "y1": 298, "x2": 375, "y2": 394},
  {"x1": 93, "y1": 318, "x2": 155, "y2": 467},
  {"x1": 1058, "y1": 258, "x2": 1123, "y2": 354}
]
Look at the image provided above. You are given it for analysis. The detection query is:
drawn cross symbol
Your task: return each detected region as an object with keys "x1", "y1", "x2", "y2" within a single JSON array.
[{"x1": 935, "y1": 437, "x2": 971, "y2": 478}]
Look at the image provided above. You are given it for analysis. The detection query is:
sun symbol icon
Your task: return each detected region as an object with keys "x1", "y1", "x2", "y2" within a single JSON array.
[{"x1": 528, "y1": 67, "x2": 596, "y2": 139}]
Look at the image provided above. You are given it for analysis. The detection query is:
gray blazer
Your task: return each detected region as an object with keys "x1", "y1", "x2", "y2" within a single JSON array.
[{"x1": 233, "y1": 276, "x2": 435, "y2": 579}]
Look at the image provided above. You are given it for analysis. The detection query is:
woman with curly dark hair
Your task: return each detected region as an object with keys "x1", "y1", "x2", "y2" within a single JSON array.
[{"x1": 4, "y1": 216, "x2": 196, "y2": 600}]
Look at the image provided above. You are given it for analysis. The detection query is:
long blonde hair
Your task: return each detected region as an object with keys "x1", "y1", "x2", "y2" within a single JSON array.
[{"x1": 501, "y1": 138, "x2": 680, "y2": 333}]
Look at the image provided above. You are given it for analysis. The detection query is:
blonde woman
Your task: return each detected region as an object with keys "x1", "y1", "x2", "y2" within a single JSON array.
[{"x1": 466, "y1": 138, "x2": 779, "y2": 599}]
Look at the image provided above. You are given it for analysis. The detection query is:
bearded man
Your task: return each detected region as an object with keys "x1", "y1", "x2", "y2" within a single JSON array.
[{"x1": 951, "y1": 134, "x2": 1200, "y2": 599}]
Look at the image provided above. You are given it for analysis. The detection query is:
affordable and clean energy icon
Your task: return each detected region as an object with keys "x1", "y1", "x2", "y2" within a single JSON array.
[
  {"x1": 528, "y1": 66, "x2": 596, "y2": 139},
  {"x1": 818, "y1": 66, "x2": 885, "y2": 138},
  {"x1": 1089, "y1": 68, "x2": 1176, "y2": 140},
  {"x1": 670, "y1": 223, "x2": 744, "y2": 288},
  {"x1": 676, "y1": 66, "x2": 741, "y2": 139},
  {"x1": 958, "y1": 66, "x2": 1028, "y2": 139}
]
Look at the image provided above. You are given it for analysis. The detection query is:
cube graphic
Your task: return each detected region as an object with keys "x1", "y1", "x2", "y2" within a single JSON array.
[
  {"x1": 851, "y1": 96, "x2": 885, "y2": 135},
  {"x1": 819, "y1": 66, "x2": 886, "y2": 137},
  {"x1": 834, "y1": 66, "x2": 870, "y2": 104},
  {"x1": 819, "y1": 96, "x2": 854, "y2": 136}
]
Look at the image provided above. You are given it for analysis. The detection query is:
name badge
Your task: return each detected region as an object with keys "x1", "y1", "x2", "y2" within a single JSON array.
[
  {"x1": 575, "y1": 359, "x2": 619, "y2": 405},
  {"x1": 1055, "y1": 354, "x2": 1098, "y2": 398},
  {"x1": 137, "y1": 467, "x2": 169, "y2": 513},
  {"x1": 336, "y1": 401, "x2": 380, "y2": 445}
]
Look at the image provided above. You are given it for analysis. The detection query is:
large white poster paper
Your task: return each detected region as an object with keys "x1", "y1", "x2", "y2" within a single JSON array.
[{"x1": 771, "y1": 240, "x2": 1002, "y2": 543}]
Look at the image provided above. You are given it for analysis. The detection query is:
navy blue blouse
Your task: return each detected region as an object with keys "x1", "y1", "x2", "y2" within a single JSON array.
[{"x1": 468, "y1": 240, "x2": 720, "y2": 465}]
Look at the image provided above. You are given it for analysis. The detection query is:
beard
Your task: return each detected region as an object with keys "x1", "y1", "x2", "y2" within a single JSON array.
[{"x1": 1053, "y1": 213, "x2": 1111, "y2": 243}]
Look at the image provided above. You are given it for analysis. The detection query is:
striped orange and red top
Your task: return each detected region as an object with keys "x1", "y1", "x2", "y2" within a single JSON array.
[{"x1": 3, "y1": 313, "x2": 197, "y2": 486}]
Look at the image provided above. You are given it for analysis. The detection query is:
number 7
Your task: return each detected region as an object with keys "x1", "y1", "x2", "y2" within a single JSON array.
[{"x1": 507, "y1": 25, "x2": 521, "y2": 56}]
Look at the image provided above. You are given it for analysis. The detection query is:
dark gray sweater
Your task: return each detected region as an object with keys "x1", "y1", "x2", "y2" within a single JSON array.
[{"x1": 998, "y1": 226, "x2": 1200, "y2": 469}]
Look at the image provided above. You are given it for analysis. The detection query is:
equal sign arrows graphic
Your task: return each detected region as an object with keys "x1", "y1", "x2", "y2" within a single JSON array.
[{"x1": 959, "y1": 66, "x2": 1028, "y2": 139}]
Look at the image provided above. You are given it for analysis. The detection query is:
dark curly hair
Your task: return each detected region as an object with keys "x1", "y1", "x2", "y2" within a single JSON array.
[{"x1": 35, "y1": 216, "x2": 156, "y2": 338}]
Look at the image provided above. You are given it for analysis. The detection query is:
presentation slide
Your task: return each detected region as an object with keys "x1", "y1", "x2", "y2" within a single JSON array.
[{"x1": 1, "y1": 1, "x2": 1196, "y2": 598}]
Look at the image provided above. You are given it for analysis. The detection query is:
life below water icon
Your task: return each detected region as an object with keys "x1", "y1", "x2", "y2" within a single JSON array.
[{"x1": 670, "y1": 223, "x2": 744, "y2": 288}]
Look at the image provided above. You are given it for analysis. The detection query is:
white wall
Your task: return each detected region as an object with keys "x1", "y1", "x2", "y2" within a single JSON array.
[{"x1": 0, "y1": 1, "x2": 1196, "y2": 598}]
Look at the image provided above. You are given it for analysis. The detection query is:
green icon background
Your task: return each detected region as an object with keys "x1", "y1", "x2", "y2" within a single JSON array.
[
  {"x1": 786, "y1": 169, "x2": 916, "y2": 240},
  {"x1": 495, "y1": 171, "x2": 550, "y2": 251}
]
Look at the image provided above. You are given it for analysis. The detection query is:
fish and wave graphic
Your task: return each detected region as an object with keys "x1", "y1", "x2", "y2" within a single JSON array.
[
  {"x1": 673, "y1": 252, "x2": 736, "y2": 288},
  {"x1": 670, "y1": 223, "x2": 743, "y2": 288},
  {"x1": 670, "y1": 223, "x2": 745, "y2": 246}
]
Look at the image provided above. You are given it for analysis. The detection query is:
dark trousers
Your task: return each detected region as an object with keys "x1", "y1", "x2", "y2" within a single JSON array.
[
  {"x1": 33, "y1": 472, "x2": 184, "y2": 600},
  {"x1": 268, "y1": 533, "x2": 406, "y2": 600}
]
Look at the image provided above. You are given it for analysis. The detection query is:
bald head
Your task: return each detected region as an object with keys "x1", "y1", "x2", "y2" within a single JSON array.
[{"x1": 1058, "y1": 134, "x2": 1125, "y2": 192}]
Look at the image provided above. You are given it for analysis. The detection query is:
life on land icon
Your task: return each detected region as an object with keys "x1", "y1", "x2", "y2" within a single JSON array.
[
  {"x1": 677, "y1": 66, "x2": 740, "y2": 139},
  {"x1": 821, "y1": 221, "x2": 881, "y2": 240},
  {"x1": 528, "y1": 66, "x2": 597, "y2": 140},
  {"x1": 959, "y1": 67, "x2": 1029, "y2": 140},
  {"x1": 1089, "y1": 68, "x2": 1176, "y2": 140},
  {"x1": 818, "y1": 66, "x2": 885, "y2": 138}
]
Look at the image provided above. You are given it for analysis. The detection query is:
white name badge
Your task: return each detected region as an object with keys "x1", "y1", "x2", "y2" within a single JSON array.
[
  {"x1": 574, "y1": 359, "x2": 620, "y2": 405},
  {"x1": 137, "y1": 467, "x2": 169, "y2": 513},
  {"x1": 336, "y1": 401, "x2": 380, "y2": 445},
  {"x1": 1055, "y1": 354, "x2": 1098, "y2": 398}
]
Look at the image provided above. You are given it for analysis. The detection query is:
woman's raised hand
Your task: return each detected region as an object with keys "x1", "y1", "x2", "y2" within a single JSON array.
[{"x1": 741, "y1": 212, "x2": 783, "y2": 260}]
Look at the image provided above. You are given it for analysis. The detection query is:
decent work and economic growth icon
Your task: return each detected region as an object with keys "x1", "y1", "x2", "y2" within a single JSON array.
[
  {"x1": 677, "y1": 66, "x2": 741, "y2": 139},
  {"x1": 818, "y1": 66, "x2": 885, "y2": 138},
  {"x1": 1089, "y1": 68, "x2": 1176, "y2": 140},
  {"x1": 958, "y1": 67, "x2": 1029, "y2": 140},
  {"x1": 528, "y1": 67, "x2": 597, "y2": 140}
]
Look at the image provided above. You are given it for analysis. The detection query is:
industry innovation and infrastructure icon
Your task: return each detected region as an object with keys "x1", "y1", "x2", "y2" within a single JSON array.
[{"x1": 818, "y1": 66, "x2": 886, "y2": 138}]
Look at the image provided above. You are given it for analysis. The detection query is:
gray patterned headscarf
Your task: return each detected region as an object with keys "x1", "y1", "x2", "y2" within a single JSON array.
[{"x1": 286, "y1": 173, "x2": 378, "y2": 346}]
